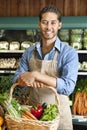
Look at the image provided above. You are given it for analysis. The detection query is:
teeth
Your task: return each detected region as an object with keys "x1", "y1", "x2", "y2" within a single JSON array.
[{"x1": 46, "y1": 31, "x2": 51, "y2": 34}]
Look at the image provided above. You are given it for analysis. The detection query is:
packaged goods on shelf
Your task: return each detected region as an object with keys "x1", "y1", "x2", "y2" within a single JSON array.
[
  {"x1": 21, "y1": 41, "x2": 31, "y2": 50},
  {"x1": 9, "y1": 41, "x2": 20, "y2": 50},
  {"x1": 78, "y1": 62, "x2": 82, "y2": 71},
  {"x1": 26, "y1": 30, "x2": 35, "y2": 36},
  {"x1": 70, "y1": 42, "x2": 82, "y2": 50},
  {"x1": 81, "y1": 61, "x2": 87, "y2": 70},
  {"x1": 0, "y1": 41, "x2": 9, "y2": 50},
  {"x1": 0, "y1": 58, "x2": 19, "y2": 69},
  {"x1": 83, "y1": 35, "x2": 87, "y2": 49},
  {"x1": 84, "y1": 29, "x2": 87, "y2": 34},
  {"x1": 21, "y1": 41, "x2": 35, "y2": 50},
  {"x1": 58, "y1": 29, "x2": 69, "y2": 41},
  {"x1": 71, "y1": 29, "x2": 83, "y2": 34},
  {"x1": 71, "y1": 34, "x2": 82, "y2": 43}
]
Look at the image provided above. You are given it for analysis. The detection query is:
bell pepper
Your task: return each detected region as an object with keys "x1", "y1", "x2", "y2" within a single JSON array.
[{"x1": 31, "y1": 104, "x2": 43, "y2": 119}]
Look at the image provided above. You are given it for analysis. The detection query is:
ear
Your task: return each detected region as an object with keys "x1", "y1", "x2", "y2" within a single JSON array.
[{"x1": 58, "y1": 22, "x2": 62, "y2": 29}]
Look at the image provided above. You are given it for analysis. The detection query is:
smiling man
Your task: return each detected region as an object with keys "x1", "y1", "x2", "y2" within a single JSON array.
[{"x1": 13, "y1": 5, "x2": 78, "y2": 130}]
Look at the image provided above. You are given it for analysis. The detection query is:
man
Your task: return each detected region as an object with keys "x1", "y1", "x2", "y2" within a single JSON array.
[{"x1": 13, "y1": 5, "x2": 78, "y2": 129}]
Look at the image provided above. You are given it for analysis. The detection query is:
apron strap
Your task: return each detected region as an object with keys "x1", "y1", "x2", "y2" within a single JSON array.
[{"x1": 31, "y1": 48, "x2": 37, "y2": 59}]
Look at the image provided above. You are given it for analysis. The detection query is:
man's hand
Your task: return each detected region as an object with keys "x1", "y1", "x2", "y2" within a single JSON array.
[
  {"x1": 17, "y1": 71, "x2": 44, "y2": 87},
  {"x1": 17, "y1": 71, "x2": 56, "y2": 88},
  {"x1": 18, "y1": 72, "x2": 35, "y2": 86},
  {"x1": 31, "y1": 81, "x2": 44, "y2": 88}
]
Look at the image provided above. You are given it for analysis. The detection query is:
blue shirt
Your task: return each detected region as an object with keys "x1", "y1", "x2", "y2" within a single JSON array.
[{"x1": 13, "y1": 37, "x2": 78, "y2": 96}]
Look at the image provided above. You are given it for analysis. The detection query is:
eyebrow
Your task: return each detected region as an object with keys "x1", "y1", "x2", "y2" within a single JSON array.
[{"x1": 41, "y1": 19, "x2": 57, "y2": 22}]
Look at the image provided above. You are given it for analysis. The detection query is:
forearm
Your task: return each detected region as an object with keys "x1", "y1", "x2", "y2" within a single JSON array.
[{"x1": 33, "y1": 71, "x2": 57, "y2": 88}]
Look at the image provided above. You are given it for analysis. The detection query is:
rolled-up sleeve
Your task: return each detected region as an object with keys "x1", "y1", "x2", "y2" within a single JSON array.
[
  {"x1": 13, "y1": 47, "x2": 33, "y2": 83},
  {"x1": 56, "y1": 48, "x2": 78, "y2": 96}
]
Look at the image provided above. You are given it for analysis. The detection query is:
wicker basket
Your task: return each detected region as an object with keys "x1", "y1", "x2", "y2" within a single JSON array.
[{"x1": 5, "y1": 83, "x2": 60, "y2": 130}]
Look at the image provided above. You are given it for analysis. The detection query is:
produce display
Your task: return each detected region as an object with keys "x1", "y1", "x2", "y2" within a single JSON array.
[
  {"x1": 73, "y1": 91, "x2": 87, "y2": 115},
  {"x1": 0, "y1": 75, "x2": 13, "y2": 93},
  {"x1": 21, "y1": 41, "x2": 30, "y2": 50},
  {"x1": 83, "y1": 33, "x2": 87, "y2": 49},
  {"x1": 70, "y1": 42, "x2": 82, "y2": 50},
  {"x1": 81, "y1": 61, "x2": 87, "y2": 70},
  {"x1": 0, "y1": 29, "x2": 87, "y2": 51},
  {"x1": 71, "y1": 34, "x2": 82, "y2": 43},
  {"x1": 83, "y1": 40, "x2": 87, "y2": 49},
  {"x1": 71, "y1": 29, "x2": 83, "y2": 34},
  {"x1": 0, "y1": 41, "x2": 9, "y2": 50},
  {"x1": 0, "y1": 58, "x2": 20, "y2": 69},
  {"x1": 58, "y1": 29, "x2": 87, "y2": 50},
  {"x1": 70, "y1": 34, "x2": 82, "y2": 50},
  {"x1": 72, "y1": 78, "x2": 87, "y2": 116},
  {"x1": 58, "y1": 29, "x2": 69, "y2": 41},
  {"x1": 9, "y1": 41, "x2": 20, "y2": 50},
  {"x1": 78, "y1": 61, "x2": 87, "y2": 71}
]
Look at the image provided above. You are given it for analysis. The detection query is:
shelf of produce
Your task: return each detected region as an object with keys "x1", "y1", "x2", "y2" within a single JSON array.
[
  {"x1": 77, "y1": 50, "x2": 87, "y2": 54},
  {"x1": 0, "y1": 50, "x2": 23, "y2": 58},
  {"x1": 0, "y1": 50, "x2": 24, "y2": 53},
  {"x1": 0, "y1": 68, "x2": 16, "y2": 74},
  {"x1": 72, "y1": 115, "x2": 87, "y2": 130},
  {"x1": 0, "y1": 70, "x2": 15, "y2": 74},
  {"x1": 78, "y1": 71, "x2": 87, "y2": 75}
]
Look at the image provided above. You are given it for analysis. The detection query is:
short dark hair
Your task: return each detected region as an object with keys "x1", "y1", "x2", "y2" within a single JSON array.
[{"x1": 39, "y1": 5, "x2": 61, "y2": 22}]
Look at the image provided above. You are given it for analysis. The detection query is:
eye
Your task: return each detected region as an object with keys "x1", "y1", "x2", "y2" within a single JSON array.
[
  {"x1": 51, "y1": 21, "x2": 56, "y2": 25},
  {"x1": 41, "y1": 20, "x2": 47, "y2": 25}
]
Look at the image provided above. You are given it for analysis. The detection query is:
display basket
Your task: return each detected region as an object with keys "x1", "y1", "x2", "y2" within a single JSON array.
[{"x1": 5, "y1": 83, "x2": 60, "y2": 130}]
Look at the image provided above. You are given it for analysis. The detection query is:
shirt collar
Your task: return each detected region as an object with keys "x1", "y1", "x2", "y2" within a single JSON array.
[
  {"x1": 35, "y1": 37, "x2": 61, "y2": 52},
  {"x1": 54, "y1": 37, "x2": 61, "y2": 52}
]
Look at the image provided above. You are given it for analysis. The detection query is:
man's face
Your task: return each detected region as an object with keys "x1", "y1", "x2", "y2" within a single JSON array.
[{"x1": 38, "y1": 12, "x2": 62, "y2": 40}]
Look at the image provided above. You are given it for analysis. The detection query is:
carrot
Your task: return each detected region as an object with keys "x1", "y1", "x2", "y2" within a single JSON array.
[
  {"x1": 23, "y1": 110, "x2": 37, "y2": 120},
  {"x1": 22, "y1": 112, "x2": 32, "y2": 119}
]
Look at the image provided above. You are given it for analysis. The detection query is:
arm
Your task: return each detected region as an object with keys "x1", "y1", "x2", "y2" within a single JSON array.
[
  {"x1": 18, "y1": 71, "x2": 56, "y2": 87},
  {"x1": 13, "y1": 47, "x2": 33, "y2": 84},
  {"x1": 57, "y1": 49, "x2": 78, "y2": 96},
  {"x1": 34, "y1": 71, "x2": 56, "y2": 87}
]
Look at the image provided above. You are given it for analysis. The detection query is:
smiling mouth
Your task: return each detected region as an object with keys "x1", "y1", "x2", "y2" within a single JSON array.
[{"x1": 45, "y1": 31, "x2": 52, "y2": 35}]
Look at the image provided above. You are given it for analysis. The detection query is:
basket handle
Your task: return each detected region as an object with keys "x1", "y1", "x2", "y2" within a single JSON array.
[
  {"x1": 8, "y1": 83, "x2": 60, "y2": 107},
  {"x1": 8, "y1": 83, "x2": 19, "y2": 103}
]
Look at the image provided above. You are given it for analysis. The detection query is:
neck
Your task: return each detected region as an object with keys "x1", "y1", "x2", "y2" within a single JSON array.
[{"x1": 41, "y1": 38, "x2": 56, "y2": 54}]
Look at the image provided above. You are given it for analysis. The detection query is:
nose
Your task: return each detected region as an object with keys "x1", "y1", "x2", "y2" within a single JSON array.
[{"x1": 46, "y1": 22, "x2": 51, "y2": 29}]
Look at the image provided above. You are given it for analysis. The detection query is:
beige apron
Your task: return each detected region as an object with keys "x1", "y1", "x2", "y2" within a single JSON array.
[{"x1": 29, "y1": 49, "x2": 73, "y2": 130}]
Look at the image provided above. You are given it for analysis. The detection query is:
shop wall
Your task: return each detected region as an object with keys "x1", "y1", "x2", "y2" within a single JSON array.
[{"x1": 0, "y1": 0, "x2": 87, "y2": 16}]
